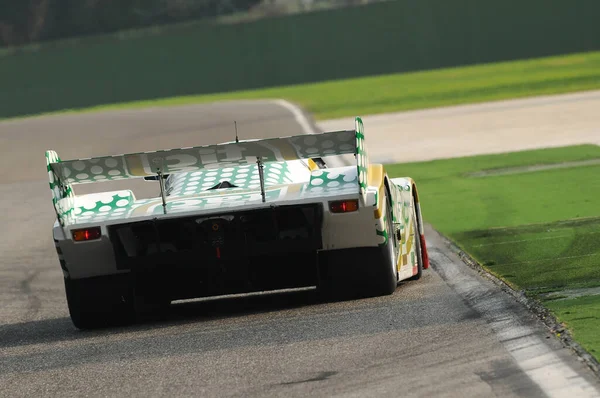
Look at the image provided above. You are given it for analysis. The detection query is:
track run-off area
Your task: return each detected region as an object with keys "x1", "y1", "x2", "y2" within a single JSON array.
[{"x1": 1, "y1": 93, "x2": 600, "y2": 397}]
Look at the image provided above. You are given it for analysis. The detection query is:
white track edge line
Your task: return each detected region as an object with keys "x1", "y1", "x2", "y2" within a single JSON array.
[
  {"x1": 272, "y1": 99, "x2": 318, "y2": 135},
  {"x1": 429, "y1": 231, "x2": 600, "y2": 398},
  {"x1": 273, "y1": 99, "x2": 352, "y2": 167}
]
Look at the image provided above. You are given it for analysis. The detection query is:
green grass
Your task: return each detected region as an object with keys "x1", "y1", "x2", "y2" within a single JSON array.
[
  {"x1": 12, "y1": 51, "x2": 600, "y2": 121},
  {"x1": 546, "y1": 295, "x2": 600, "y2": 359},
  {"x1": 454, "y1": 218, "x2": 600, "y2": 291},
  {"x1": 386, "y1": 145, "x2": 600, "y2": 235},
  {"x1": 387, "y1": 144, "x2": 600, "y2": 359}
]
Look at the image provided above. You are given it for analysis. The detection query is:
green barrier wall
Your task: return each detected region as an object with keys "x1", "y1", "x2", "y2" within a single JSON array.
[{"x1": 1, "y1": 0, "x2": 599, "y2": 119}]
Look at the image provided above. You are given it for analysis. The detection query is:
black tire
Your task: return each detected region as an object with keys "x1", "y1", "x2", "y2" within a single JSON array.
[
  {"x1": 318, "y1": 192, "x2": 397, "y2": 300},
  {"x1": 64, "y1": 274, "x2": 135, "y2": 330},
  {"x1": 408, "y1": 209, "x2": 424, "y2": 281}
]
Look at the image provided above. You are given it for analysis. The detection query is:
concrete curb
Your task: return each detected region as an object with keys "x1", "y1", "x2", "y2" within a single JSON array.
[{"x1": 430, "y1": 224, "x2": 600, "y2": 380}]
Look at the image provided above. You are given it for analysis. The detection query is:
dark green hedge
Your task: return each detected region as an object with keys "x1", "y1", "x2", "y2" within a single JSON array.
[
  {"x1": 0, "y1": 0, "x2": 261, "y2": 46},
  {"x1": 1, "y1": 0, "x2": 599, "y2": 119}
]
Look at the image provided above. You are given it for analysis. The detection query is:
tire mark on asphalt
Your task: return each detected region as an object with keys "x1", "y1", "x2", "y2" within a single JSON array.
[
  {"x1": 280, "y1": 371, "x2": 338, "y2": 385},
  {"x1": 19, "y1": 269, "x2": 41, "y2": 321}
]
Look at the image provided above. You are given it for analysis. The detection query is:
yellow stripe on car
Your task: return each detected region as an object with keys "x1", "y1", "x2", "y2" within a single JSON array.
[
  {"x1": 406, "y1": 228, "x2": 414, "y2": 262},
  {"x1": 269, "y1": 140, "x2": 301, "y2": 161},
  {"x1": 125, "y1": 154, "x2": 146, "y2": 176},
  {"x1": 367, "y1": 164, "x2": 385, "y2": 219}
]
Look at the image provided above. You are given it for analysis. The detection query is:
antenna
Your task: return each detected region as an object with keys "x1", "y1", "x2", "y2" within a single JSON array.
[{"x1": 234, "y1": 121, "x2": 239, "y2": 143}]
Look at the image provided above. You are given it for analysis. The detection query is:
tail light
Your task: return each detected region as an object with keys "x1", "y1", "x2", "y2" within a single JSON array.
[
  {"x1": 72, "y1": 227, "x2": 102, "y2": 242},
  {"x1": 329, "y1": 199, "x2": 359, "y2": 213}
]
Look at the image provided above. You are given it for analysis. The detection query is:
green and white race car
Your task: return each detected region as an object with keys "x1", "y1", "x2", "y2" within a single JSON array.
[{"x1": 47, "y1": 117, "x2": 429, "y2": 329}]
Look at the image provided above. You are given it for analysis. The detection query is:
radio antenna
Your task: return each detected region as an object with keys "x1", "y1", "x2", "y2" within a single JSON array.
[{"x1": 234, "y1": 121, "x2": 239, "y2": 143}]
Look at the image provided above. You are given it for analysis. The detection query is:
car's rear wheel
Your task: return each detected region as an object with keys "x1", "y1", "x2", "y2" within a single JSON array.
[
  {"x1": 318, "y1": 192, "x2": 397, "y2": 300},
  {"x1": 64, "y1": 274, "x2": 135, "y2": 330}
]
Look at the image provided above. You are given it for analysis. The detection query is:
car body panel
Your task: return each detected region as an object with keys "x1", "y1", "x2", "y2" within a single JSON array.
[{"x1": 48, "y1": 117, "x2": 429, "y2": 284}]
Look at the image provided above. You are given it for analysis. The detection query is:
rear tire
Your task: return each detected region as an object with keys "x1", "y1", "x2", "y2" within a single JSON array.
[
  {"x1": 318, "y1": 192, "x2": 397, "y2": 300},
  {"x1": 64, "y1": 274, "x2": 135, "y2": 330}
]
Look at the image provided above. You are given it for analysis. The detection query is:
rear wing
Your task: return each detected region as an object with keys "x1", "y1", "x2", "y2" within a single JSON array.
[
  {"x1": 48, "y1": 130, "x2": 358, "y2": 184},
  {"x1": 46, "y1": 118, "x2": 370, "y2": 225}
]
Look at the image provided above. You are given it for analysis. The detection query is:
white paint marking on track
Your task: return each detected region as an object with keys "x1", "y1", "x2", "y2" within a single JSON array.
[
  {"x1": 273, "y1": 99, "x2": 352, "y2": 167},
  {"x1": 429, "y1": 228, "x2": 600, "y2": 398},
  {"x1": 272, "y1": 99, "x2": 317, "y2": 134}
]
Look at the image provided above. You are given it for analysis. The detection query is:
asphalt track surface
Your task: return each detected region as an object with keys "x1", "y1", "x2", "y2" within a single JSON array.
[{"x1": 1, "y1": 98, "x2": 599, "y2": 397}]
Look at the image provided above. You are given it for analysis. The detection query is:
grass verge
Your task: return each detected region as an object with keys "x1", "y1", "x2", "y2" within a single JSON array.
[
  {"x1": 546, "y1": 296, "x2": 600, "y2": 360},
  {"x1": 10, "y1": 51, "x2": 600, "y2": 121},
  {"x1": 386, "y1": 144, "x2": 600, "y2": 360}
]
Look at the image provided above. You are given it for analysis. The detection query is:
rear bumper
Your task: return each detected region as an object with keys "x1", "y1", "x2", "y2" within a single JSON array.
[
  {"x1": 54, "y1": 197, "x2": 381, "y2": 285},
  {"x1": 103, "y1": 204, "x2": 324, "y2": 299},
  {"x1": 109, "y1": 203, "x2": 323, "y2": 268}
]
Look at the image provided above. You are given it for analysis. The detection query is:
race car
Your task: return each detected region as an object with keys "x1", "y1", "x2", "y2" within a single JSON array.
[{"x1": 47, "y1": 117, "x2": 429, "y2": 329}]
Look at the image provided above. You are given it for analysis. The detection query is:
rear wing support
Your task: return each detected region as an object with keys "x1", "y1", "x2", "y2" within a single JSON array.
[
  {"x1": 256, "y1": 157, "x2": 266, "y2": 203},
  {"x1": 157, "y1": 170, "x2": 168, "y2": 215}
]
